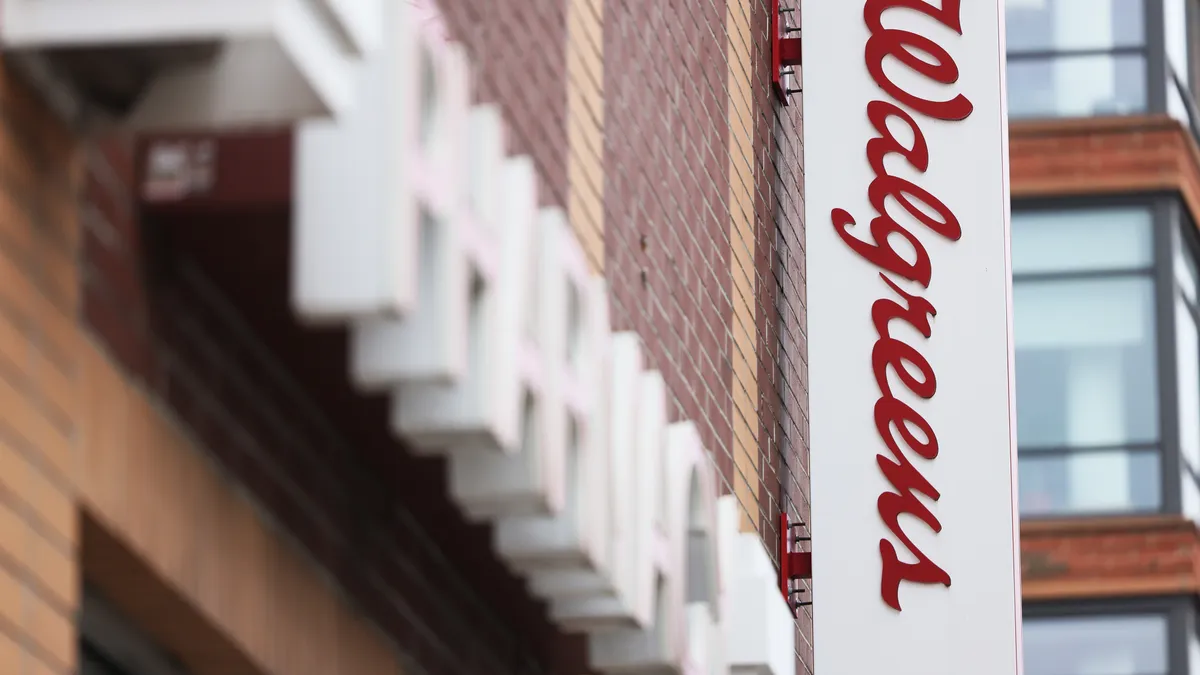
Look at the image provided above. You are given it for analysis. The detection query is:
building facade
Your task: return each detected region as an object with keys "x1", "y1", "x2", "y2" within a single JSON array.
[
  {"x1": 1011, "y1": 1, "x2": 1200, "y2": 673},
  {"x1": 0, "y1": 1, "x2": 808, "y2": 675},
  {"x1": 4, "y1": 0, "x2": 1200, "y2": 674}
]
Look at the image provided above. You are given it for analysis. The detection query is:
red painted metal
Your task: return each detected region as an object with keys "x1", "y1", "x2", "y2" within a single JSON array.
[
  {"x1": 778, "y1": 513, "x2": 788, "y2": 599},
  {"x1": 779, "y1": 512, "x2": 812, "y2": 615},
  {"x1": 771, "y1": 0, "x2": 802, "y2": 103},
  {"x1": 778, "y1": 37, "x2": 802, "y2": 69}
]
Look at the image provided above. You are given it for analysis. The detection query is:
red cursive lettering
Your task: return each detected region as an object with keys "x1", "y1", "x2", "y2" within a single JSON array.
[{"x1": 832, "y1": 0, "x2": 973, "y2": 611}]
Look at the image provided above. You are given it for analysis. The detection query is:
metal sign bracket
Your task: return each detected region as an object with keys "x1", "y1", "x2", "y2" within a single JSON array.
[
  {"x1": 779, "y1": 513, "x2": 812, "y2": 616},
  {"x1": 771, "y1": 0, "x2": 802, "y2": 104}
]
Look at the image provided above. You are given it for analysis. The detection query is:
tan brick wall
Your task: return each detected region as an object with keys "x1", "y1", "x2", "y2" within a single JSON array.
[
  {"x1": 566, "y1": 0, "x2": 605, "y2": 273},
  {"x1": 0, "y1": 60, "x2": 83, "y2": 675},
  {"x1": 0, "y1": 59, "x2": 403, "y2": 675},
  {"x1": 78, "y1": 338, "x2": 402, "y2": 675},
  {"x1": 727, "y1": 0, "x2": 760, "y2": 535}
]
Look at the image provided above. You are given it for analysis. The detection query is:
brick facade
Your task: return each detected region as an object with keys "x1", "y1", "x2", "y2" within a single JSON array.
[
  {"x1": 0, "y1": 56, "x2": 410, "y2": 675},
  {"x1": 601, "y1": 0, "x2": 736, "y2": 502},
  {"x1": 79, "y1": 340, "x2": 402, "y2": 675},
  {"x1": 1010, "y1": 116, "x2": 1200, "y2": 208},
  {"x1": 440, "y1": 0, "x2": 568, "y2": 208},
  {"x1": 1011, "y1": 115, "x2": 1200, "y2": 608},
  {"x1": 117, "y1": 2, "x2": 812, "y2": 673},
  {"x1": 0, "y1": 60, "x2": 82, "y2": 675},
  {"x1": 1021, "y1": 517, "x2": 1200, "y2": 601},
  {"x1": 89, "y1": 135, "x2": 584, "y2": 672},
  {"x1": 31, "y1": 10, "x2": 1200, "y2": 675},
  {"x1": 0, "y1": 2, "x2": 814, "y2": 675}
]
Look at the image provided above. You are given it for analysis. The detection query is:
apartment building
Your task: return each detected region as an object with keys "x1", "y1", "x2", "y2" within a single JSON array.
[
  {"x1": 1008, "y1": 1, "x2": 1200, "y2": 673},
  {"x1": 0, "y1": 1, "x2": 806, "y2": 675},
  {"x1": 11, "y1": 0, "x2": 1186, "y2": 673}
]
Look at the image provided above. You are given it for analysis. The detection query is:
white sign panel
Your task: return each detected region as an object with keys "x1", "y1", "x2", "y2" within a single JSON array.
[{"x1": 802, "y1": 1, "x2": 1022, "y2": 673}]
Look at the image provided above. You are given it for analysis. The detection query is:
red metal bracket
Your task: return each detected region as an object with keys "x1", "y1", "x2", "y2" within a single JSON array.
[
  {"x1": 779, "y1": 513, "x2": 812, "y2": 616},
  {"x1": 771, "y1": 0, "x2": 802, "y2": 104}
]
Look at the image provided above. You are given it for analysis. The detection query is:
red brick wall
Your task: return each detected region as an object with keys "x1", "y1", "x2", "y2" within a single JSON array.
[
  {"x1": 1010, "y1": 116, "x2": 1200, "y2": 205},
  {"x1": 440, "y1": 0, "x2": 568, "y2": 208},
  {"x1": 1021, "y1": 517, "x2": 1200, "y2": 601},
  {"x1": 772, "y1": 65, "x2": 813, "y2": 675},
  {"x1": 601, "y1": 0, "x2": 735, "y2": 479}
]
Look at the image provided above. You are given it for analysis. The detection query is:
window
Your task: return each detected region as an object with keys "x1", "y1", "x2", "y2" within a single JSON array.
[
  {"x1": 83, "y1": 642, "x2": 143, "y2": 675},
  {"x1": 1013, "y1": 206, "x2": 1161, "y2": 516},
  {"x1": 1176, "y1": 222, "x2": 1200, "y2": 519},
  {"x1": 1166, "y1": 0, "x2": 1200, "y2": 132},
  {"x1": 1024, "y1": 613, "x2": 1170, "y2": 675},
  {"x1": 81, "y1": 590, "x2": 189, "y2": 675},
  {"x1": 1005, "y1": 0, "x2": 1148, "y2": 119}
]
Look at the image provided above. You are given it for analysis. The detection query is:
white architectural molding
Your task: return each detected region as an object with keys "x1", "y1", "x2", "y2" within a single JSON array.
[
  {"x1": 293, "y1": 0, "x2": 467, "y2": 322},
  {"x1": 346, "y1": 35, "x2": 471, "y2": 388},
  {"x1": 389, "y1": 157, "x2": 536, "y2": 456},
  {"x1": 589, "y1": 421, "x2": 724, "y2": 674},
  {"x1": 493, "y1": 267, "x2": 609, "y2": 573},
  {"x1": 288, "y1": 1, "x2": 798, "y2": 671},
  {"x1": 718, "y1": 498, "x2": 795, "y2": 675},
  {"x1": 1, "y1": 0, "x2": 379, "y2": 130},
  {"x1": 547, "y1": 333, "x2": 645, "y2": 630},
  {"x1": 447, "y1": 208, "x2": 576, "y2": 520}
]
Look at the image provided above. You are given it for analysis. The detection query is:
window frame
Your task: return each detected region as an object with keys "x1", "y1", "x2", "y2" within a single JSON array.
[
  {"x1": 1172, "y1": 202, "x2": 1200, "y2": 513},
  {"x1": 1023, "y1": 596, "x2": 1190, "y2": 675},
  {"x1": 81, "y1": 587, "x2": 190, "y2": 675},
  {"x1": 1012, "y1": 194, "x2": 1181, "y2": 520},
  {"x1": 1003, "y1": 0, "x2": 1198, "y2": 123},
  {"x1": 1004, "y1": 0, "x2": 1156, "y2": 120},
  {"x1": 1162, "y1": 0, "x2": 1200, "y2": 140}
]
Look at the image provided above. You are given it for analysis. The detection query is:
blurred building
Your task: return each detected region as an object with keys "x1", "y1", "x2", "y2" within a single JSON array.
[
  {"x1": 0, "y1": 1, "x2": 807, "y2": 675},
  {"x1": 11, "y1": 0, "x2": 1198, "y2": 674},
  {"x1": 1009, "y1": 1, "x2": 1200, "y2": 673}
]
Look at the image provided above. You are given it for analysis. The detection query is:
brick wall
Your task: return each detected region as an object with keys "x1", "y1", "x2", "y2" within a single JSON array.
[
  {"x1": 86, "y1": 127, "x2": 582, "y2": 672},
  {"x1": 1021, "y1": 517, "x2": 1200, "y2": 601},
  {"x1": 0, "y1": 59, "x2": 83, "y2": 675},
  {"x1": 771, "y1": 44, "x2": 813, "y2": 675},
  {"x1": 0, "y1": 56, "x2": 425, "y2": 675},
  {"x1": 78, "y1": 337, "x2": 403, "y2": 675},
  {"x1": 601, "y1": 0, "x2": 736, "y2": 503},
  {"x1": 1010, "y1": 116, "x2": 1200, "y2": 206},
  {"x1": 436, "y1": 0, "x2": 811, "y2": 553},
  {"x1": 439, "y1": 0, "x2": 568, "y2": 208}
]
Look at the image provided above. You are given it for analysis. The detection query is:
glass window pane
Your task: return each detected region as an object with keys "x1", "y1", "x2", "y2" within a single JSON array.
[
  {"x1": 1023, "y1": 614, "x2": 1168, "y2": 675},
  {"x1": 1006, "y1": 0, "x2": 1145, "y2": 53},
  {"x1": 1190, "y1": 621, "x2": 1200, "y2": 675},
  {"x1": 1015, "y1": 276, "x2": 1158, "y2": 449},
  {"x1": 1169, "y1": 74, "x2": 1193, "y2": 128},
  {"x1": 1178, "y1": 295, "x2": 1200, "y2": 472},
  {"x1": 1166, "y1": 0, "x2": 1189, "y2": 81},
  {"x1": 1176, "y1": 231, "x2": 1199, "y2": 303},
  {"x1": 1183, "y1": 464, "x2": 1200, "y2": 521},
  {"x1": 1019, "y1": 449, "x2": 1160, "y2": 515},
  {"x1": 1012, "y1": 207, "x2": 1152, "y2": 275},
  {"x1": 1007, "y1": 54, "x2": 1146, "y2": 119}
]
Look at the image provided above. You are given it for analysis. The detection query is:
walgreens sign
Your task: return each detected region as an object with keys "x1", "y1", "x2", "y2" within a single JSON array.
[{"x1": 803, "y1": 1, "x2": 1023, "y2": 673}]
